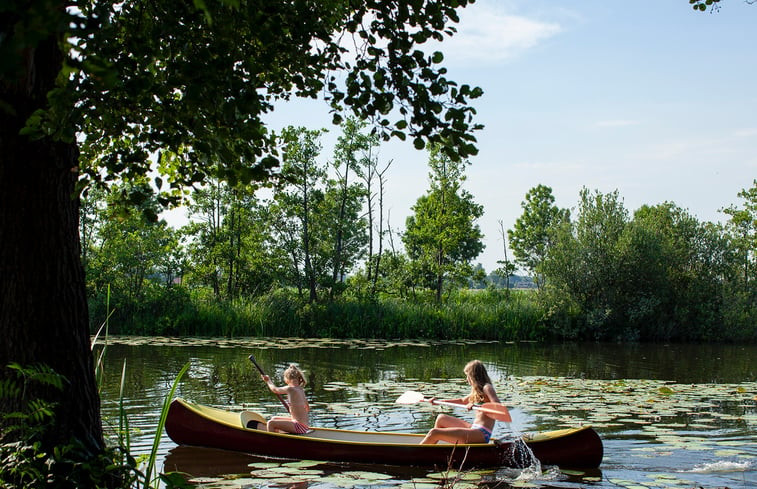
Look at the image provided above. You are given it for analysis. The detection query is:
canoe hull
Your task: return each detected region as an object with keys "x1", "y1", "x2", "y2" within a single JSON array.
[{"x1": 165, "y1": 399, "x2": 602, "y2": 469}]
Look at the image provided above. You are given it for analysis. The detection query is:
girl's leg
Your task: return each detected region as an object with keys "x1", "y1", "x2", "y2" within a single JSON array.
[
  {"x1": 434, "y1": 414, "x2": 469, "y2": 429},
  {"x1": 266, "y1": 416, "x2": 297, "y2": 433},
  {"x1": 420, "y1": 426, "x2": 486, "y2": 445}
]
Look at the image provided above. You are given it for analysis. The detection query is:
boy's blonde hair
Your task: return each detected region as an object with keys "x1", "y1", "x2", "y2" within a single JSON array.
[
  {"x1": 284, "y1": 364, "x2": 306, "y2": 387},
  {"x1": 464, "y1": 360, "x2": 492, "y2": 404}
]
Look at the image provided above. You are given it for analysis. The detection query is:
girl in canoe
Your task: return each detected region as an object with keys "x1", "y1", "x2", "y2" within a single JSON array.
[
  {"x1": 261, "y1": 364, "x2": 310, "y2": 434},
  {"x1": 420, "y1": 359, "x2": 501, "y2": 444}
]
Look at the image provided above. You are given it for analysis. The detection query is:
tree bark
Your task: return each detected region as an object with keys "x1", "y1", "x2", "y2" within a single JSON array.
[{"x1": 0, "y1": 33, "x2": 104, "y2": 452}]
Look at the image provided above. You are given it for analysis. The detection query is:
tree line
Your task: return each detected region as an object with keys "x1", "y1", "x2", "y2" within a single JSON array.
[{"x1": 82, "y1": 121, "x2": 757, "y2": 343}]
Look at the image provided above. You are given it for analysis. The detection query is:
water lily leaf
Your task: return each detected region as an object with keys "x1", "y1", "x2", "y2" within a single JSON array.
[
  {"x1": 187, "y1": 477, "x2": 223, "y2": 484},
  {"x1": 249, "y1": 469, "x2": 288, "y2": 478},
  {"x1": 224, "y1": 477, "x2": 272, "y2": 486},
  {"x1": 281, "y1": 460, "x2": 322, "y2": 468},
  {"x1": 247, "y1": 462, "x2": 281, "y2": 469},
  {"x1": 338, "y1": 470, "x2": 394, "y2": 480}
]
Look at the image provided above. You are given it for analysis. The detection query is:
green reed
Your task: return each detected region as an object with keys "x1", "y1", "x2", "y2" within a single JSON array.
[
  {"x1": 100, "y1": 287, "x2": 546, "y2": 340},
  {"x1": 93, "y1": 328, "x2": 190, "y2": 488}
]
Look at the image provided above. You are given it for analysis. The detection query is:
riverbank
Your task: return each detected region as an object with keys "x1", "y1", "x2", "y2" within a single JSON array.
[{"x1": 88, "y1": 285, "x2": 757, "y2": 343}]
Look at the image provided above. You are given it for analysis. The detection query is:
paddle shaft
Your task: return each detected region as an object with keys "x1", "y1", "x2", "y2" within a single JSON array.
[
  {"x1": 248, "y1": 355, "x2": 290, "y2": 413},
  {"x1": 430, "y1": 399, "x2": 512, "y2": 423}
]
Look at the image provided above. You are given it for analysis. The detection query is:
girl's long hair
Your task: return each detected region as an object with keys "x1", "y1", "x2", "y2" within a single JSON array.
[
  {"x1": 464, "y1": 360, "x2": 492, "y2": 404},
  {"x1": 284, "y1": 364, "x2": 307, "y2": 387}
]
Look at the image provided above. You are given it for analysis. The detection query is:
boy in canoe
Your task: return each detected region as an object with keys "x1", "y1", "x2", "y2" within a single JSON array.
[
  {"x1": 261, "y1": 364, "x2": 310, "y2": 434},
  {"x1": 420, "y1": 360, "x2": 501, "y2": 444}
]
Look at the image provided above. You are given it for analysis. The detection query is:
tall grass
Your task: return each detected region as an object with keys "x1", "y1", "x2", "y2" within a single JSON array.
[
  {"x1": 90, "y1": 286, "x2": 546, "y2": 340},
  {"x1": 92, "y1": 329, "x2": 190, "y2": 488}
]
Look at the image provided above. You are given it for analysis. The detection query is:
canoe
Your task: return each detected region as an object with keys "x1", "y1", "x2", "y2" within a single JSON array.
[{"x1": 165, "y1": 398, "x2": 603, "y2": 469}]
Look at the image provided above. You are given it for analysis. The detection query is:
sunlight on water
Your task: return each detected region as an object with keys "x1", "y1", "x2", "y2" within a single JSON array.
[{"x1": 685, "y1": 460, "x2": 753, "y2": 473}]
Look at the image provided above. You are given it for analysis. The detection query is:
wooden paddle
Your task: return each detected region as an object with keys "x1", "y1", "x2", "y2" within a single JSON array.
[
  {"x1": 395, "y1": 390, "x2": 512, "y2": 423},
  {"x1": 248, "y1": 354, "x2": 290, "y2": 413},
  {"x1": 240, "y1": 410, "x2": 267, "y2": 430}
]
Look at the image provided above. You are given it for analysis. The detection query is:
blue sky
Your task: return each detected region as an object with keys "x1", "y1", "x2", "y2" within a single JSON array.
[{"x1": 180, "y1": 1, "x2": 757, "y2": 273}]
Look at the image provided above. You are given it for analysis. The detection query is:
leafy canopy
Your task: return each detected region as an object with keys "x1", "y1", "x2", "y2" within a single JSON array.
[{"x1": 3, "y1": 0, "x2": 483, "y2": 206}]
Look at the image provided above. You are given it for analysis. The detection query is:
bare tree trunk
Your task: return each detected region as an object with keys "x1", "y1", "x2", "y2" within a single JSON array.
[
  {"x1": 371, "y1": 159, "x2": 391, "y2": 295},
  {"x1": 364, "y1": 158, "x2": 375, "y2": 283},
  {"x1": 498, "y1": 220, "x2": 511, "y2": 292},
  {"x1": 301, "y1": 169, "x2": 317, "y2": 303}
]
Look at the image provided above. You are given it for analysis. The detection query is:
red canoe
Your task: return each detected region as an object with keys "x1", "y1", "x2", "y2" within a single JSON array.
[{"x1": 165, "y1": 398, "x2": 603, "y2": 469}]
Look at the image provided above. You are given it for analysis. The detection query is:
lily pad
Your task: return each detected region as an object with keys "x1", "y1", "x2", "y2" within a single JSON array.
[
  {"x1": 280, "y1": 460, "x2": 322, "y2": 468},
  {"x1": 337, "y1": 470, "x2": 394, "y2": 480},
  {"x1": 247, "y1": 462, "x2": 282, "y2": 469}
]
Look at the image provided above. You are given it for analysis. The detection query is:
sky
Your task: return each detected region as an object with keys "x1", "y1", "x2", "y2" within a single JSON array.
[{"x1": 170, "y1": 0, "x2": 757, "y2": 272}]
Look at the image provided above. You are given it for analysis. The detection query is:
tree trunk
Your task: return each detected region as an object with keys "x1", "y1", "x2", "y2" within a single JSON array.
[{"x1": 0, "y1": 33, "x2": 104, "y2": 453}]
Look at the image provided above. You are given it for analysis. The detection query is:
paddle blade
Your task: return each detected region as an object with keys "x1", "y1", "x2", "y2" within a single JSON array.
[
  {"x1": 395, "y1": 391, "x2": 426, "y2": 404},
  {"x1": 480, "y1": 402, "x2": 512, "y2": 423},
  {"x1": 240, "y1": 410, "x2": 266, "y2": 429}
]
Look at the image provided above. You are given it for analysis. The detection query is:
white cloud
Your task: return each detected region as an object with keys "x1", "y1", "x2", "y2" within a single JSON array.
[{"x1": 438, "y1": 4, "x2": 562, "y2": 66}]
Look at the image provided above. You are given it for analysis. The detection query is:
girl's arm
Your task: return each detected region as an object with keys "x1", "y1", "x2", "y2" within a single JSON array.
[
  {"x1": 262, "y1": 375, "x2": 288, "y2": 395},
  {"x1": 431, "y1": 396, "x2": 467, "y2": 405}
]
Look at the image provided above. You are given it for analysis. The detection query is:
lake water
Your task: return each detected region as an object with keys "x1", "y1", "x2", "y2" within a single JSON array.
[{"x1": 95, "y1": 337, "x2": 757, "y2": 489}]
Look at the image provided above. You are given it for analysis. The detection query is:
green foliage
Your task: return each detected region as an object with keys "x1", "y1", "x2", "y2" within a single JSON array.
[
  {"x1": 142, "y1": 362, "x2": 189, "y2": 488},
  {"x1": 689, "y1": 0, "x2": 721, "y2": 12},
  {"x1": 0, "y1": 364, "x2": 139, "y2": 489},
  {"x1": 327, "y1": 118, "x2": 375, "y2": 297},
  {"x1": 540, "y1": 188, "x2": 630, "y2": 339},
  {"x1": 183, "y1": 178, "x2": 279, "y2": 300},
  {"x1": 722, "y1": 179, "x2": 757, "y2": 285},
  {"x1": 84, "y1": 179, "x2": 757, "y2": 343},
  {"x1": 404, "y1": 145, "x2": 484, "y2": 301},
  {"x1": 4, "y1": 0, "x2": 484, "y2": 205},
  {"x1": 508, "y1": 185, "x2": 569, "y2": 290},
  {"x1": 82, "y1": 181, "x2": 186, "y2": 312},
  {"x1": 537, "y1": 185, "x2": 755, "y2": 342},
  {"x1": 270, "y1": 126, "x2": 332, "y2": 302},
  {"x1": 87, "y1": 286, "x2": 544, "y2": 340}
]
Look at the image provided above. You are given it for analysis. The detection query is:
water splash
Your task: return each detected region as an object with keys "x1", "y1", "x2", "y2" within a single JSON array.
[{"x1": 496, "y1": 433, "x2": 562, "y2": 484}]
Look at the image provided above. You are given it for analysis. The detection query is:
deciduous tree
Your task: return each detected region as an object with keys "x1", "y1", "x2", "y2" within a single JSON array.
[
  {"x1": 404, "y1": 145, "x2": 484, "y2": 302},
  {"x1": 508, "y1": 185, "x2": 568, "y2": 290}
]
